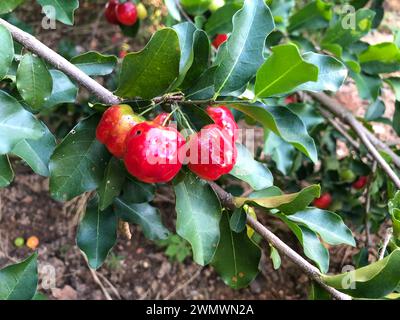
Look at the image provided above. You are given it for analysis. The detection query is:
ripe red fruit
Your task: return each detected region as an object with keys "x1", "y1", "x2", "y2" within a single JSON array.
[
  {"x1": 212, "y1": 34, "x2": 228, "y2": 49},
  {"x1": 105, "y1": 0, "x2": 119, "y2": 25},
  {"x1": 187, "y1": 124, "x2": 237, "y2": 181},
  {"x1": 313, "y1": 193, "x2": 332, "y2": 210},
  {"x1": 115, "y1": 1, "x2": 138, "y2": 26},
  {"x1": 96, "y1": 105, "x2": 144, "y2": 158},
  {"x1": 206, "y1": 105, "x2": 239, "y2": 143},
  {"x1": 285, "y1": 95, "x2": 298, "y2": 104},
  {"x1": 352, "y1": 176, "x2": 368, "y2": 190},
  {"x1": 124, "y1": 121, "x2": 186, "y2": 183},
  {"x1": 152, "y1": 113, "x2": 170, "y2": 126}
]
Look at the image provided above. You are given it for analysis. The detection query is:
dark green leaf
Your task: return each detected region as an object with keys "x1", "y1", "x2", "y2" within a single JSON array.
[
  {"x1": 0, "y1": 90, "x2": 45, "y2": 154},
  {"x1": 49, "y1": 115, "x2": 111, "y2": 201},
  {"x1": 77, "y1": 196, "x2": 117, "y2": 269},
  {"x1": 71, "y1": 51, "x2": 117, "y2": 76},
  {"x1": 120, "y1": 177, "x2": 156, "y2": 204},
  {"x1": 365, "y1": 99, "x2": 385, "y2": 121},
  {"x1": 214, "y1": 0, "x2": 274, "y2": 96},
  {"x1": 116, "y1": 28, "x2": 180, "y2": 99},
  {"x1": 98, "y1": 158, "x2": 126, "y2": 211},
  {"x1": 43, "y1": 70, "x2": 77, "y2": 109},
  {"x1": 174, "y1": 171, "x2": 221, "y2": 265},
  {"x1": 211, "y1": 212, "x2": 261, "y2": 289},
  {"x1": 114, "y1": 198, "x2": 170, "y2": 241},
  {"x1": 16, "y1": 53, "x2": 53, "y2": 112},
  {"x1": 0, "y1": 25, "x2": 14, "y2": 80},
  {"x1": 36, "y1": 0, "x2": 79, "y2": 25},
  {"x1": 288, "y1": 0, "x2": 332, "y2": 32},
  {"x1": 205, "y1": 2, "x2": 242, "y2": 37},
  {"x1": 0, "y1": 155, "x2": 13, "y2": 188},
  {"x1": 229, "y1": 208, "x2": 246, "y2": 233},
  {"x1": 0, "y1": 253, "x2": 38, "y2": 300}
]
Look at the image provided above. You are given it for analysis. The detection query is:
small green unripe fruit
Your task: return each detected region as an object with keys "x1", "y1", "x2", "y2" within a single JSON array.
[
  {"x1": 14, "y1": 237, "x2": 25, "y2": 247},
  {"x1": 209, "y1": 0, "x2": 225, "y2": 12},
  {"x1": 340, "y1": 169, "x2": 356, "y2": 182},
  {"x1": 137, "y1": 3, "x2": 148, "y2": 20}
]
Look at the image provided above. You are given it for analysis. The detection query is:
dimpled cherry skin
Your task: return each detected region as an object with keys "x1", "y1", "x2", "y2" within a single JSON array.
[
  {"x1": 96, "y1": 105, "x2": 144, "y2": 158},
  {"x1": 212, "y1": 34, "x2": 228, "y2": 49},
  {"x1": 187, "y1": 124, "x2": 237, "y2": 181},
  {"x1": 206, "y1": 105, "x2": 239, "y2": 143},
  {"x1": 105, "y1": 0, "x2": 119, "y2": 24},
  {"x1": 352, "y1": 176, "x2": 368, "y2": 190},
  {"x1": 124, "y1": 121, "x2": 186, "y2": 183},
  {"x1": 313, "y1": 192, "x2": 332, "y2": 210},
  {"x1": 115, "y1": 1, "x2": 138, "y2": 26}
]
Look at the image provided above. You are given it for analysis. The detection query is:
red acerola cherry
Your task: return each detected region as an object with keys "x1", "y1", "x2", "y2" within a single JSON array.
[
  {"x1": 352, "y1": 176, "x2": 368, "y2": 190},
  {"x1": 313, "y1": 193, "x2": 332, "y2": 210},
  {"x1": 96, "y1": 105, "x2": 144, "y2": 158},
  {"x1": 285, "y1": 95, "x2": 298, "y2": 104},
  {"x1": 105, "y1": 0, "x2": 119, "y2": 25},
  {"x1": 206, "y1": 105, "x2": 239, "y2": 143},
  {"x1": 115, "y1": 1, "x2": 138, "y2": 26},
  {"x1": 152, "y1": 113, "x2": 170, "y2": 126},
  {"x1": 212, "y1": 34, "x2": 228, "y2": 49},
  {"x1": 187, "y1": 124, "x2": 237, "y2": 181},
  {"x1": 124, "y1": 121, "x2": 186, "y2": 183}
]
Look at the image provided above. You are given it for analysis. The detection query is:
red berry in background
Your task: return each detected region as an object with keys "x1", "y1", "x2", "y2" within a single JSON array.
[
  {"x1": 352, "y1": 176, "x2": 368, "y2": 190},
  {"x1": 212, "y1": 34, "x2": 228, "y2": 49},
  {"x1": 124, "y1": 121, "x2": 186, "y2": 183},
  {"x1": 187, "y1": 124, "x2": 237, "y2": 181},
  {"x1": 96, "y1": 105, "x2": 144, "y2": 158},
  {"x1": 115, "y1": 1, "x2": 138, "y2": 26},
  {"x1": 105, "y1": 0, "x2": 119, "y2": 25},
  {"x1": 119, "y1": 50, "x2": 128, "y2": 59},
  {"x1": 313, "y1": 192, "x2": 332, "y2": 210},
  {"x1": 152, "y1": 112, "x2": 170, "y2": 126},
  {"x1": 206, "y1": 105, "x2": 239, "y2": 143},
  {"x1": 285, "y1": 95, "x2": 298, "y2": 104}
]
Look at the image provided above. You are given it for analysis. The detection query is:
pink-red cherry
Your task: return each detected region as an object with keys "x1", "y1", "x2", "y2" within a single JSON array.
[
  {"x1": 96, "y1": 105, "x2": 144, "y2": 158},
  {"x1": 115, "y1": 1, "x2": 138, "y2": 26},
  {"x1": 313, "y1": 193, "x2": 332, "y2": 210},
  {"x1": 124, "y1": 121, "x2": 186, "y2": 183},
  {"x1": 105, "y1": 0, "x2": 119, "y2": 25},
  {"x1": 206, "y1": 105, "x2": 239, "y2": 143},
  {"x1": 212, "y1": 34, "x2": 228, "y2": 49},
  {"x1": 187, "y1": 124, "x2": 237, "y2": 181},
  {"x1": 352, "y1": 176, "x2": 368, "y2": 190}
]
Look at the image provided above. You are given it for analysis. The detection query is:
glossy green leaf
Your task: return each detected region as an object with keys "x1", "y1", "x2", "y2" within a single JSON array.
[
  {"x1": 98, "y1": 158, "x2": 126, "y2": 211},
  {"x1": 295, "y1": 52, "x2": 347, "y2": 92},
  {"x1": 71, "y1": 52, "x2": 117, "y2": 76},
  {"x1": 214, "y1": 0, "x2": 274, "y2": 96},
  {"x1": 0, "y1": 253, "x2": 38, "y2": 300},
  {"x1": 235, "y1": 185, "x2": 320, "y2": 214},
  {"x1": 255, "y1": 44, "x2": 318, "y2": 98},
  {"x1": 185, "y1": 66, "x2": 216, "y2": 100},
  {"x1": 230, "y1": 143, "x2": 273, "y2": 190},
  {"x1": 389, "y1": 191, "x2": 400, "y2": 239},
  {"x1": 116, "y1": 28, "x2": 180, "y2": 99},
  {"x1": 211, "y1": 212, "x2": 261, "y2": 289},
  {"x1": 43, "y1": 70, "x2": 77, "y2": 109},
  {"x1": 229, "y1": 103, "x2": 317, "y2": 162},
  {"x1": 77, "y1": 196, "x2": 117, "y2": 269},
  {"x1": 120, "y1": 177, "x2": 156, "y2": 204},
  {"x1": 229, "y1": 208, "x2": 246, "y2": 233},
  {"x1": 269, "y1": 244, "x2": 281, "y2": 270},
  {"x1": 287, "y1": 208, "x2": 356, "y2": 246},
  {"x1": 359, "y1": 42, "x2": 400, "y2": 74},
  {"x1": 114, "y1": 198, "x2": 170, "y2": 241},
  {"x1": 0, "y1": 90, "x2": 45, "y2": 154},
  {"x1": 321, "y1": 9, "x2": 375, "y2": 47},
  {"x1": 0, "y1": 25, "x2": 14, "y2": 80},
  {"x1": 174, "y1": 171, "x2": 221, "y2": 265},
  {"x1": 165, "y1": 0, "x2": 181, "y2": 21},
  {"x1": 350, "y1": 71, "x2": 381, "y2": 101},
  {"x1": 16, "y1": 53, "x2": 53, "y2": 112},
  {"x1": 0, "y1": 0, "x2": 25, "y2": 14},
  {"x1": 49, "y1": 115, "x2": 111, "y2": 201},
  {"x1": 322, "y1": 249, "x2": 400, "y2": 299},
  {"x1": 277, "y1": 213, "x2": 329, "y2": 273},
  {"x1": 264, "y1": 132, "x2": 295, "y2": 175},
  {"x1": 180, "y1": 0, "x2": 212, "y2": 15},
  {"x1": 0, "y1": 154, "x2": 13, "y2": 188},
  {"x1": 11, "y1": 123, "x2": 56, "y2": 177},
  {"x1": 36, "y1": 0, "x2": 79, "y2": 25},
  {"x1": 288, "y1": 0, "x2": 332, "y2": 32},
  {"x1": 205, "y1": 2, "x2": 242, "y2": 37},
  {"x1": 365, "y1": 99, "x2": 385, "y2": 121}
]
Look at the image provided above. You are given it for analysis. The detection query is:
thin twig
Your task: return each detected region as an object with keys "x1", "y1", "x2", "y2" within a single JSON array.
[{"x1": 310, "y1": 92, "x2": 400, "y2": 189}]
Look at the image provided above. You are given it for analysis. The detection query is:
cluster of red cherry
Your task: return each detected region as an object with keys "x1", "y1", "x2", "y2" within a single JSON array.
[
  {"x1": 96, "y1": 105, "x2": 239, "y2": 183},
  {"x1": 105, "y1": 0, "x2": 146, "y2": 26}
]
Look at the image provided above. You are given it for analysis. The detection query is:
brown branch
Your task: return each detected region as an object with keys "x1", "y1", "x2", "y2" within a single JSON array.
[
  {"x1": 0, "y1": 18, "x2": 121, "y2": 106},
  {"x1": 309, "y1": 92, "x2": 400, "y2": 189}
]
